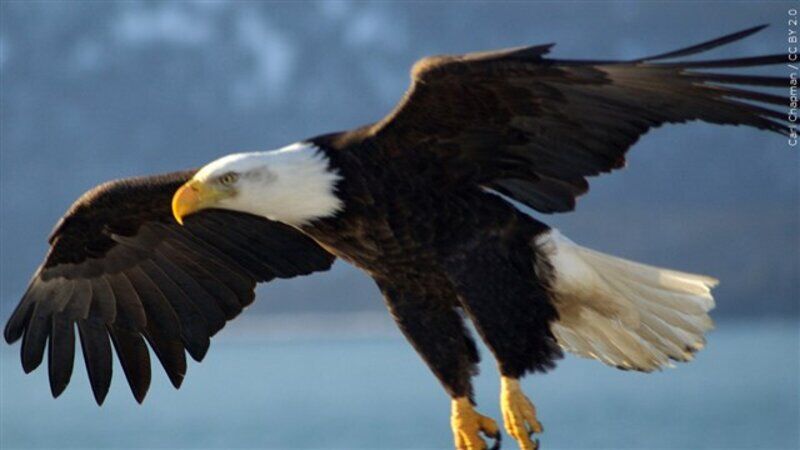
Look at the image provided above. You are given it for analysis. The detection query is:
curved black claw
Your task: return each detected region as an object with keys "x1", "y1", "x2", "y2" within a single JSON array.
[{"x1": 488, "y1": 431, "x2": 502, "y2": 450}]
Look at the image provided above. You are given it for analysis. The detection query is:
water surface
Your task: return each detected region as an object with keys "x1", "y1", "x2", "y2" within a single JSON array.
[{"x1": 1, "y1": 318, "x2": 797, "y2": 449}]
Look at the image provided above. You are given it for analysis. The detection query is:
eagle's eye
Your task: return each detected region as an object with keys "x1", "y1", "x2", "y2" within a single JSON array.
[{"x1": 218, "y1": 172, "x2": 239, "y2": 186}]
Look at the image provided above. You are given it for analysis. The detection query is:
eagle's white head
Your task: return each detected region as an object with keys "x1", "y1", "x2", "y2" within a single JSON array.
[{"x1": 172, "y1": 142, "x2": 343, "y2": 227}]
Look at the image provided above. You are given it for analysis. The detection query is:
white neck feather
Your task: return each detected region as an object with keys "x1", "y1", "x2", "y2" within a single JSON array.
[{"x1": 197, "y1": 142, "x2": 343, "y2": 226}]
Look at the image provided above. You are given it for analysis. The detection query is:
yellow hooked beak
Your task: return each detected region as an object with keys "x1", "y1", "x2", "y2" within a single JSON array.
[{"x1": 172, "y1": 179, "x2": 222, "y2": 225}]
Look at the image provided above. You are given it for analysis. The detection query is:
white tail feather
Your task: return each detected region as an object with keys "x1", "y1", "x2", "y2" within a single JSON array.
[{"x1": 536, "y1": 230, "x2": 718, "y2": 372}]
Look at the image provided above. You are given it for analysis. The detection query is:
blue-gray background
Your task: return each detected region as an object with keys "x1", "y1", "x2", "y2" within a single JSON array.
[{"x1": 0, "y1": 1, "x2": 797, "y2": 449}]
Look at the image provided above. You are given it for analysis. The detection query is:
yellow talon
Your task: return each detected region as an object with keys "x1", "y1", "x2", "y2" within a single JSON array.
[
  {"x1": 451, "y1": 397, "x2": 501, "y2": 450},
  {"x1": 500, "y1": 377, "x2": 543, "y2": 450}
]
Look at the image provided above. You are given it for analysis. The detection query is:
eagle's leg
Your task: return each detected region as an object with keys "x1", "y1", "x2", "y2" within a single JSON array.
[
  {"x1": 375, "y1": 278, "x2": 499, "y2": 450},
  {"x1": 500, "y1": 377, "x2": 542, "y2": 450},
  {"x1": 442, "y1": 223, "x2": 562, "y2": 450},
  {"x1": 451, "y1": 397, "x2": 501, "y2": 450}
]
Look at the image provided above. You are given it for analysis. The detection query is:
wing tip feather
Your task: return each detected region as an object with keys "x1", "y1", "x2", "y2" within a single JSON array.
[{"x1": 637, "y1": 23, "x2": 770, "y2": 62}]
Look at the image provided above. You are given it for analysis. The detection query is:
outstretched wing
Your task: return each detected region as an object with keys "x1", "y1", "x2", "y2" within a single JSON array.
[
  {"x1": 369, "y1": 25, "x2": 788, "y2": 213},
  {"x1": 4, "y1": 170, "x2": 335, "y2": 404}
]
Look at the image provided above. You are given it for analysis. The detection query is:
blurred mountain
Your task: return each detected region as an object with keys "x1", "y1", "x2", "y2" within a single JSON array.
[{"x1": 1, "y1": 1, "x2": 797, "y2": 320}]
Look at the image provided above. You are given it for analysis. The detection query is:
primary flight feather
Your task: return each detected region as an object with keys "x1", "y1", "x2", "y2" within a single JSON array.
[{"x1": 5, "y1": 25, "x2": 789, "y2": 450}]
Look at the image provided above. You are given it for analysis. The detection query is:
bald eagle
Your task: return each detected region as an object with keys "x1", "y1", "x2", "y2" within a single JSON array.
[{"x1": 5, "y1": 25, "x2": 789, "y2": 450}]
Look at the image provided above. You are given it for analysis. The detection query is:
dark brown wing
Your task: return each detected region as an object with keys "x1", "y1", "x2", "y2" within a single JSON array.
[
  {"x1": 369, "y1": 25, "x2": 788, "y2": 213},
  {"x1": 4, "y1": 170, "x2": 335, "y2": 404}
]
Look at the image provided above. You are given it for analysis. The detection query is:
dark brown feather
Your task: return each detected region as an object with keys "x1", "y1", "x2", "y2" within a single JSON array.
[
  {"x1": 139, "y1": 260, "x2": 210, "y2": 361},
  {"x1": 77, "y1": 318, "x2": 113, "y2": 405},
  {"x1": 635, "y1": 24, "x2": 768, "y2": 61},
  {"x1": 108, "y1": 326, "x2": 151, "y2": 403},
  {"x1": 142, "y1": 324, "x2": 186, "y2": 389},
  {"x1": 369, "y1": 25, "x2": 787, "y2": 213},
  {"x1": 48, "y1": 313, "x2": 76, "y2": 398},
  {"x1": 151, "y1": 251, "x2": 227, "y2": 334}
]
